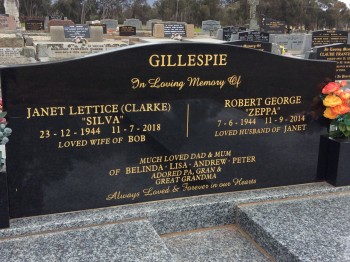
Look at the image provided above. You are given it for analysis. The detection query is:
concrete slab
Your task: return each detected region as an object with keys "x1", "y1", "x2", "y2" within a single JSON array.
[{"x1": 237, "y1": 193, "x2": 350, "y2": 261}]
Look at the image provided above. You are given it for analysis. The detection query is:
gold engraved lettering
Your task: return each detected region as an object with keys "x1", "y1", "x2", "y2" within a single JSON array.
[
  {"x1": 284, "y1": 124, "x2": 307, "y2": 133},
  {"x1": 193, "y1": 158, "x2": 227, "y2": 167},
  {"x1": 139, "y1": 156, "x2": 163, "y2": 164},
  {"x1": 148, "y1": 77, "x2": 185, "y2": 90},
  {"x1": 27, "y1": 107, "x2": 65, "y2": 119},
  {"x1": 232, "y1": 178, "x2": 257, "y2": 186},
  {"x1": 182, "y1": 183, "x2": 209, "y2": 191},
  {"x1": 239, "y1": 128, "x2": 270, "y2": 135},
  {"x1": 86, "y1": 116, "x2": 120, "y2": 125},
  {"x1": 247, "y1": 107, "x2": 278, "y2": 116},
  {"x1": 149, "y1": 54, "x2": 227, "y2": 67},
  {"x1": 69, "y1": 105, "x2": 119, "y2": 115},
  {"x1": 181, "y1": 173, "x2": 216, "y2": 182},
  {"x1": 232, "y1": 156, "x2": 256, "y2": 164},
  {"x1": 187, "y1": 77, "x2": 226, "y2": 89},
  {"x1": 106, "y1": 191, "x2": 140, "y2": 200},
  {"x1": 58, "y1": 140, "x2": 88, "y2": 148},
  {"x1": 227, "y1": 75, "x2": 242, "y2": 88},
  {"x1": 264, "y1": 96, "x2": 301, "y2": 105},
  {"x1": 124, "y1": 103, "x2": 169, "y2": 112},
  {"x1": 125, "y1": 164, "x2": 164, "y2": 174},
  {"x1": 225, "y1": 98, "x2": 263, "y2": 108},
  {"x1": 143, "y1": 186, "x2": 171, "y2": 196}
]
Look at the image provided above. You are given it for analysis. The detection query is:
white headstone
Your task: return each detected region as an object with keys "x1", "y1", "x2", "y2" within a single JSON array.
[{"x1": 3, "y1": 0, "x2": 20, "y2": 28}]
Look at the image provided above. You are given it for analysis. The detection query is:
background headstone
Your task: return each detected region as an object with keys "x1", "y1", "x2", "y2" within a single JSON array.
[
  {"x1": 153, "y1": 23, "x2": 164, "y2": 38},
  {"x1": 262, "y1": 18, "x2": 285, "y2": 34},
  {"x1": 226, "y1": 40, "x2": 272, "y2": 53},
  {"x1": 3, "y1": 0, "x2": 19, "y2": 28},
  {"x1": 0, "y1": 14, "x2": 16, "y2": 30},
  {"x1": 89, "y1": 24, "x2": 107, "y2": 34},
  {"x1": 312, "y1": 30, "x2": 348, "y2": 47},
  {"x1": 119, "y1": 26, "x2": 136, "y2": 36},
  {"x1": 310, "y1": 43, "x2": 350, "y2": 80},
  {"x1": 64, "y1": 25, "x2": 90, "y2": 38},
  {"x1": 123, "y1": 19, "x2": 142, "y2": 30},
  {"x1": 202, "y1": 20, "x2": 221, "y2": 33},
  {"x1": 185, "y1": 24, "x2": 194, "y2": 38},
  {"x1": 146, "y1": 19, "x2": 162, "y2": 30},
  {"x1": 47, "y1": 19, "x2": 74, "y2": 32},
  {"x1": 25, "y1": 19, "x2": 45, "y2": 30},
  {"x1": 231, "y1": 30, "x2": 269, "y2": 42},
  {"x1": 270, "y1": 34, "x2": 306, "y2": 52},
  {"x1": 163, "y1": 23, "x2": 186, "y2": 37},
  {"x1": 49, "y1": 15, "x2": 64, "y2": 20},
  {"x1": 221, "y1": 26, "x2": 246, "y2": 41},
  {"x1": 101, "y1": 19, "x2": 118, "y2": 32},
  {"x1": 50, "y1": 26, "x2": 103, "y2": 42}
]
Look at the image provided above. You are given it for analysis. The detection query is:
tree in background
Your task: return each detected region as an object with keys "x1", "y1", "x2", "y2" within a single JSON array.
[
  {"x1": 19, "y1": 0, "x2": 51, "y2": 17},
  {"x1": 9, "y1": 0, "x2": 350, "y2": 30}
]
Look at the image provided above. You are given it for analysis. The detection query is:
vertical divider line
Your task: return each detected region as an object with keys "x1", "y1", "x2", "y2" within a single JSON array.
[{"x1": 186, "y1": 104, "x2": 190, "y2": 138}]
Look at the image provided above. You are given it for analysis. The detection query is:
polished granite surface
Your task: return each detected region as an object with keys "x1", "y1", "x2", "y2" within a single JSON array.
[
  {"x1": 238, "y1": 192, "x2": 350, "y2": 262},
  {"x1": 1, "y1": 182, "x2": 350, "y2": 261},
  {"x1": 162, "y1": 225, "x2": 270, "y2": 262}
]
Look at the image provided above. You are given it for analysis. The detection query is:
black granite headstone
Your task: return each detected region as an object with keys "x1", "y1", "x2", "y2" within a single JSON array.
[
  {"x1": 312, "y1": 30, "x2": 348, "y2": 47},
  {"x1": 0, "y1": 171, "x2": 9, "y2": 228},
  {"x1": 226, "y1": 41, "x2": 272, "y2": 52},
  {"x1": 262, "y1": 18, "x2": 285, "y2": 34},
  {"x1": 0, "y1": 43, "x2": 336, "y2": 220},
  {"x1": 64, "y1": 25, "x2": 90, "y2": 38},
  {"x1": 25, "y1": 19, "x2": 45, "y2": 30},
  {"x1": 312, "y1": 43, "x2": 350, "y2": 80},
  {"x1": 222, "y1": 27, "x2": 246, "y2": 41},
  {"x1": 49, "y1": 15, "x2": 64, "y2": 20},
  {"x1": 119, "y1": 26, "x2": 136, "y2": 36},
  {"x1": 238, "y1": 31, "x2": 270, "y2": 42}
]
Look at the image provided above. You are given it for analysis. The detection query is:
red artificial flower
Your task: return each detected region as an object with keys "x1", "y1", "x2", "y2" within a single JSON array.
[{"x1": 322, "y1": 82, "x2": 340, "y2": 94}]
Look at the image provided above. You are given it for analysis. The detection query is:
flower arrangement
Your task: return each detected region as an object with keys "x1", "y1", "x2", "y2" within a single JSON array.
[
  {"x1": 321, "y1": 81, "x2": 350, "y2": 138},
  {"x1": 0, "y1": 99, "x2": 12, "y2": 166}
]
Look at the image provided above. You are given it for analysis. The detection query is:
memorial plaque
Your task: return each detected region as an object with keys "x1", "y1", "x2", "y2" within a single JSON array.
[
  {"x1": 202, "y1": 20, "x2": 221, "y2": 32},
  {"x1": 63, "y1": 25, "x2": 90, "y2": 38},
  {"x1": 313, "y1": 43, "x2": 350, "y2": 80},
  {"x1": 25, "y1": 19, "x2": 45, "y2": 30},
  {"x1": 163, "y1": 23, "x2": 186, "y2": 37},
  {"x1": 1, "y1": 43, "x2": 335, "y2": 219},
  {"x1": 262, "y1": 18, "x2": 285, "y2": 34},
  {"x1": 119, "y1": 26, "x2": 136, "y2": 36},
  {"x1": 222, "y1": 27, "x2": 246, "y2": 41},
  {"x1": 312, "y1": 30, "x2": 348, "y2": 47},
  {"x1": 237, "y1": 31, "x2": 269, "y2": 42},
  {"x1": 49, "y1": 15, "x2": 64, "y2": 20},
  {"x1": 226, "y1": 41, "x2": 272, "y2": 52}
]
